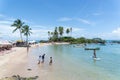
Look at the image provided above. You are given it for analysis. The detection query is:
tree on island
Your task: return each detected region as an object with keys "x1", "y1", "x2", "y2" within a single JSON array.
[
  {"x1": 48, "y1": 31, "x2": 51, "y2": 40},
  {"x1": 58, "y1": 26, "x2": 64, "y2": 41},
  {"x1": 51, "y1": 32, "x2": 54, "y2": 37},
  {"x1": 53, "y1": 27, "x2": 59, "y2": 41},
  {"x1": 58, "y1": 26, "x2": 64, "y2": 37},
  {"x1": 66, "y1": 28, "x2": 70, "y2": 36},
  {"x1": 70, "y1": 27, "x2": 72, "y2": 37},
  {"x1": 11, "y1": 19, "x2": 24, "y2": 41}
]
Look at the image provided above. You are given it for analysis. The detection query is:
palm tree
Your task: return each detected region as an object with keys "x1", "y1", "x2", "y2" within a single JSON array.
[
  {"x1": 50, "y1": 32, "x2": 54, "y2": 41},
  {"x1": 58, "y1": 26, "x2": 64, "y2": 37},
  {"x1": 53, "y1": 27, "x2": 58, "y2": 41},
  {"x1": 48, "y1": 31, "x2": 51, "y2": 41},
  {"x1": 11, "y1": 19, "x2": 24, "y2": 41},
  {"x1": 66, "y1": 28, "x2": 70, "y2": 36},
  {"x1": 51, "y1": 32, "x2": 54, "y2": 36},
  {"x1": 22, "y1": 25, "x2": 32, "y2": 46}
]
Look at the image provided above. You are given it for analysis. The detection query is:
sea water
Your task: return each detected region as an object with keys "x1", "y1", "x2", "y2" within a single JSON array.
[{"x1": 31, "y1": 44, "x2": 120, "y2": 80}]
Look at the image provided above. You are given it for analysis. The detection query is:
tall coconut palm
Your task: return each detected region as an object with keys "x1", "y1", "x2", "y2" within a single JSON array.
[
  {"x1": 22, "y1": 25, "x2": 32, "y2": 46},
  {"x1": 54, "y1": 27, "x2": 58, "y2": 37},
  {"x1": 53, "y1": 27, "x2": 58, "y2": 41},
  {"x1": 48, "y1": 31, "x2": 51, "y2": 40},
  {"x1": 66, "y1": 28, "x2": 70, "y2": 36},
  {"x1": 11, "y1": 19, "x2": 24, "y2": 41},
  {"x1": 51, "y1": 32, "x2": 53, "y2": 36},
  {"x1": 58, "y1": 26, "x2": 64, "y2": 37},
  {"x1": 50, "y1": 32, "x2": 54, "y2": 41}
]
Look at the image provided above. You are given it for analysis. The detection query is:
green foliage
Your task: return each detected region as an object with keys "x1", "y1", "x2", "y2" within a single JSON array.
[
  {"x1": 11, "y1": 19, "x2": 24, "y2": 41},
  {"x1": 71, "y1": 37, "x2": 105, "y2": 44},
  {"x1": 58, "y1": 26, "x2": 64, "y2": 37},
  {"x1": 53, "y1": 27, "x2": 59, "y2": 40},
  {"x1": 22, "y1": 25, "x2": 32, "y2": 45},
  {"x1": 92, "y1": 38, "x2": 105, "y2": 43},
  {"x1": 66, "y1": 28, "x2": 70, "y2": 35},
  {"x1": 60, "y1": 36, "x2": 75, "y2": 42},
  {"x1": 22, "y1": 25, "x2": 32, "y2": 36}
]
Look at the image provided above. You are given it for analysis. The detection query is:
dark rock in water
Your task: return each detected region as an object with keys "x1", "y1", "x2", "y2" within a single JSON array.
[
  {"x1": 35, "y1": 76, "x2": 39, "y2": 78},
  {"x1": 27, "y1": 68, "x2": 32, "y2": 71},
  {"x1": 12, "y1": 75, "x2": 17, "y2": 77}
]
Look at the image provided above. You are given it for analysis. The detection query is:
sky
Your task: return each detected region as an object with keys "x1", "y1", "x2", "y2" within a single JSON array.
[{"x1": 0, "y1": 0, "x2": 120, "y2": 40}]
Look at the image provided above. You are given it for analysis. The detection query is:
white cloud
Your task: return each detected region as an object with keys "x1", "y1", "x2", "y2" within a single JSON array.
[
  {"x1": 57, "y1": 17, "x2": 94, "y2": 25},
  {"x1": 72, "y1": 28, "x2": 85, "y2": 38},
  {"x1": 112, "y1": 27, "x2": 120, "y2": 35},
  {"x1": 0, "y1": 20, "x2": 12, "y2": 24},
  {"x1": 92, "y1": 12, "x2": 103, "y2": 16},
  {"x1": 76, "y1": 18, "x2": 93, "y2": 25},
  {"x1": 28, "y1": 25, "x2": 54, "y2": 40},
  {"x1": 57, "y1": 17, "x2": 73, "y2": 22},
  {"x1": 72, "y1": 27, "x2": 84, "y2": 32},
  {"x1": 90, "y1": 27, "x2": 120, "y2": 40},
  {"x1": 60, "y1": 26, "x2": 85, "y2": 37}
]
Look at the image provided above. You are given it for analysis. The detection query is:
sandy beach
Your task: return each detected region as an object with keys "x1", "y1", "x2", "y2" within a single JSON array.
[
  {"x1": 0, "y1": 42, "x2": 69, "y2": 79},
  {"x1": 0, "y1": 47, "x2": 28, "y2": 78}
]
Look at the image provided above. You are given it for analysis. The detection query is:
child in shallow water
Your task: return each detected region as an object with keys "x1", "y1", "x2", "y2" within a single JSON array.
[
  {"x1": 49, "y1": 57, "x2": 52, "y2": 65},
  {"x1": 38, "y1": 55, "x2": 41, "y2": 64}
]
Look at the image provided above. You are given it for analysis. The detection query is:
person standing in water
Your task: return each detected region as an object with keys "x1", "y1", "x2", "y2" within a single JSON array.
[
  {"x1": 49, "y1": 57, "x2": 52, "y2": 65},
  {"x1": 38, "y1": 55, "x2": 41, "y2": 64},
  {"x1": 42, "y1": 54, "x2": 45, "y2": 63}
]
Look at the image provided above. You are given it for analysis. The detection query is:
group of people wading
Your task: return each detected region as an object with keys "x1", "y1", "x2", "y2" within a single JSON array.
[{"x1": 38, "y1": 54, "x2": 52, "y2": 65}]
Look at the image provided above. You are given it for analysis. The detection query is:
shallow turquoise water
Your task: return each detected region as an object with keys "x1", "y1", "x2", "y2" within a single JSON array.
[{"x1": 31, "y1": 44, "x2": 120, "y2": 80}]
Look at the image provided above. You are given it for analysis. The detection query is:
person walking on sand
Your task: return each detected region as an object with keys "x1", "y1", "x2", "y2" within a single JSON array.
[
  {"x1": 42, "y1": 54, "x2": 45, "y2": 63},
  {"x1": 38, "y1": 55, "x2": 41, "y2": 64},
  {"x1": 49, "y1": 57, "x2": 52, "y2": 65}
]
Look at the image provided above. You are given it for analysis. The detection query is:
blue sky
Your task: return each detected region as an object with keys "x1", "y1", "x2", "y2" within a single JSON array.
[{"x1": 0, "y1": 0, "x2": 120, "y2": 40}]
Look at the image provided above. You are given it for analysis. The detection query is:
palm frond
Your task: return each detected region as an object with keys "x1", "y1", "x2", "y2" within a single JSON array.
[{"x1": 12, "y1": 28, "x2": 18, "y2": 33}]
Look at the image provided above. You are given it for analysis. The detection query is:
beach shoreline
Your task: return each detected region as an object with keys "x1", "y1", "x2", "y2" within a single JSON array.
[{"x1": 0, "y1": 42, "x2": 69, "y2": 79}]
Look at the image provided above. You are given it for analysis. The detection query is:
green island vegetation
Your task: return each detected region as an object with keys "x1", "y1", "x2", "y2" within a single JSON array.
[{"x1": 45, "y1": 26, "x2": 105, "y2": 44}]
